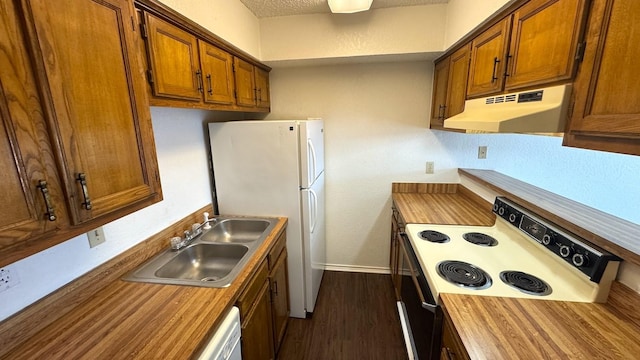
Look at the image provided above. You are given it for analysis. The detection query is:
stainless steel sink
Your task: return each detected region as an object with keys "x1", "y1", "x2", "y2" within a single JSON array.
[
  {"x1": 200, "y1": 219, "x2": 271, "y2": 243},
  {"x1": 124, "y1": 216, "x2": 277, "y2": 288},
  {"x1": 155, "y1": 243, "x2": 249, "y2": 281}
]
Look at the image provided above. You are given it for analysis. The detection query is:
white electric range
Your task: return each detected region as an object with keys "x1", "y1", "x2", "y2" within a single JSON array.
[
  {"x1": 396, "y1": 197, "x2": 622, "y2": 360},
  {"x1": 405, "y1": 197, "x2": 621, "y2": 303}
]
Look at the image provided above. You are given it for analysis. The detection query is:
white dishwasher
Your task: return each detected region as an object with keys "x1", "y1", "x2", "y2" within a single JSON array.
[{"x1": 197, "y1": 306, "x2": 242, "y2": 360}]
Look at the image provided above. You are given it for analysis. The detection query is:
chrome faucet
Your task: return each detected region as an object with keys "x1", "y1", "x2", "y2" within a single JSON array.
[{"x1": 170, "y1": 212, "x2": 217, "y2": 250}]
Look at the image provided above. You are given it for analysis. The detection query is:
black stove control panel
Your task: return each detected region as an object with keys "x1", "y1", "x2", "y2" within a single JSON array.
[{"x1": 492, "y1": 197, "x2": 620, "y2": 283}]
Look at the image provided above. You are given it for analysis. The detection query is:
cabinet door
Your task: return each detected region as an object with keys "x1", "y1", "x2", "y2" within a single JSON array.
[
  {"x1": 467, "y1": 17, "x2": 512, "y2": 98},
  {"x1": 24, "y1": 0, "x2": 161, "y2": 224},
  {"x1": 234, "y1": 57, "x2": 256, "y2": 107},
  {"x1": 563, "y1": 0, "x2": 640, "y2": 156},
  {"x1": 505, "y1": 0, "x2": 588, "y2": 90},
  {"x1": 445, "y1": 44, "x2": 471, "y2": 118},
  {"x1": 255, "y1": 67, "x2": 270, "y2": 109},
  {"x1": 0, "y1": 0, "x2": 66, "y2": 259},
  {"x1": 242, "y1": 280, "x2": 275, "y2": 360},
  {"x1": 270, "y1": 249, "x2": 290, "y2": 353},
  {"x1": 198, "y1": 40, "x2": 235, "y2": 105},
  {"x1": 430, "y1": 58, "x2": 450, "y2": 128},
  {"x1": 441, "y1": 312, "x2": 470, "y2": 360},
  {"x1": 145, "y1": 13, "x2": 201, "y2": 101}
]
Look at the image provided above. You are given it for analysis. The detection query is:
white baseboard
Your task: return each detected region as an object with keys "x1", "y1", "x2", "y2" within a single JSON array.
[{"x1": 323, "y1": 263, "x2": 390, "y2": 274}]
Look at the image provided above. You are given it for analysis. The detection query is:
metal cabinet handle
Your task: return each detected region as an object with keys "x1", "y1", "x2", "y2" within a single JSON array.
[
  {"x1": 253, "y1": 87, "x2": 258, "y2": 103},
  {"x1": 273, "y1": 281, "x2": 278, "y2": 296},
  {"x1": 196, "y1": 70, "x2": 203, "y2": 93},
  {"x1": 206, "y1": 74, "x2": 213, "y2": 95},
  {"x1": 444, "y1": 347, "x2": 456, "y2": 360},
  {"x1": 257, "y1": 88, "x2": 262, "y2": 102},
  {"x1": 504, "y1": 54, "x2": 512, "y2": 78},
  {"x1": 491, "y1": 57, "x2": 500, "y2": 83},
  {"x1": 438, "y1": 104, "x2": 447, "y2": 120},
  {"x1": 37, "y1": 180, "x2": 57, "y2": 221},
  {"x1": 76, "y1": 173, "x2": 92, "y2": 210}
]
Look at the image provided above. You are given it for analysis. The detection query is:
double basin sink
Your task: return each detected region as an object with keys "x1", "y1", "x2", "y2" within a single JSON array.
[{"x1": 124, "y1": 217, "x2": 277, "y2": 288}]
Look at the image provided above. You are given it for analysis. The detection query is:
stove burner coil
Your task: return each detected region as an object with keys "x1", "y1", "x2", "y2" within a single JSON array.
[
  {"x1": 500, "y1": 271, "x2": 552, "y2": 296},
  {"x1": 462, "y1": 232, "x2": 498, "y2": 247},
  {"x1": 436, "y1": 261, "x2": 492, "y2": 289},
  {"x1": 419, "y1": 230, "x2": 450, "y2": 243}
]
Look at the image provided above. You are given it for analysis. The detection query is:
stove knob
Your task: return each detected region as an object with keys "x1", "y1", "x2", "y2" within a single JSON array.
[
  {"x1": 508, "y1": 213, "x2": 517, "y2": 223},
  {"x1": 498, "y1": 207, "x2": 505, "y2": 216},
  {"x1": 493, "y1": 203, "x2": 499, "y2": 212},
  {"x1": 542, "y1": 234, "x2": 551, "y2": 245},
  {"x1": 572, "y1": 253, "x2": 589, "y2": 267},
  {"x1": 559, "y1": 245, "x2": 572, "y2": 258}
]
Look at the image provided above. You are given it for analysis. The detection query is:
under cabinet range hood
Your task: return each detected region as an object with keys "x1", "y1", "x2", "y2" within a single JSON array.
[{"x1": 443, "y1": 84, "x2": 572, "y2": 133}]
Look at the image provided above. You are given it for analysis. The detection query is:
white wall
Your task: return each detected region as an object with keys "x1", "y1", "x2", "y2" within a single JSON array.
[
  {"x1": 0, "y1": 108, "x2": 238, "y2": 322},
  {"x1": 260, "y1": 4, "x2": 447, "y2": 62},
  {"x1": 443, "y1": 0, "x2": 512, "y2": 49},
  {"x1": 266, "y1": 61, "x2": 467, "y2": 270},
  {"x1": 439, "y1": 133, "x2": 640, "y2": 225},
  {"x1": 158, "y1": 0, "x2": 261, "y2": 58}
]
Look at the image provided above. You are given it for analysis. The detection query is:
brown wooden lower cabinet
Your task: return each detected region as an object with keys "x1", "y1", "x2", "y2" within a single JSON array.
[
  {"x1": 440, "y1": 309, "x2": 470, "y2": 360},
  {"x1": 269, "y1": 246, "x2": 290, "y2": 352},
  {"x1": 390, "y1": 203, "x2": 404, "y2": 300},
  {"x1": 236, "y1": 230, "x2": 289, "y2": 360}
]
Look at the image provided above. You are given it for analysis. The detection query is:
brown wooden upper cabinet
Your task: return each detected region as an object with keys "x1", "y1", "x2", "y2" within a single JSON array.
[
  {"x1": 430, "y1": 44, "x2": 470, "y2": 129},
  {"x1": 141, "y1": 12, "x2": 270, "y2": 111},
  {"x1": 199, "y1": 40, "x2": 235, "y2": 105},
  {"x1": 255, "y1": 67, "x2": 271, "y2": 109},
  {"x1": 144, "y1": 13, "x2": 202, "y2": 101},
  {"x1": 467, "y1": 18, "x2": 512, "y2": 98},
  {"x1": 430, "y1": 57, "x2": 450, "y2": 128},
  {"x1": 234, "y1": 57, "x2": 271, "y2": 110},
  {"x1": 563, "y1": 0, "x2": 640, "y2": 156},
  {"x1": 467, "y1": 0, "x2": 588, "y2": 98},
  {"x1": 0, "y1": 0, "x2": 68, "y2": 263},
  {"x1": 0, "y1": 0, "x2": 162, "y2": 267},
  {"x1": 23, "y1": 0, "x2": 162, "y2": 225}
]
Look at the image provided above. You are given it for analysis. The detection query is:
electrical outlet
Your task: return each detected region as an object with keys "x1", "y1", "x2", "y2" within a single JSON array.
[
  {"x1": 88, "y1": 227, "x2": 106, "y2": 248},
  {"x1": 0, "y1": 267, "x2": 19, "y2": 293},
  {"x1": 425, "y1": 161, "x2": 435, "y2": 174},
  {"x1": 478, "y1": 146, "x2": 488, "y2": 159}
]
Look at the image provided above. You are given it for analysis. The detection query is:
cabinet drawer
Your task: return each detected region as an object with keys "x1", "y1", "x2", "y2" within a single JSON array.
[
  {"x1": 268, "y1": 231, "x2": 286, "y2": 269},
  {"x1": 237, "y1": 259, "x2": 269, "y2": 319}
]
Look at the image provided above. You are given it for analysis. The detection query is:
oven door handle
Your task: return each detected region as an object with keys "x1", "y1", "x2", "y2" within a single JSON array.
[
  {"x1": 401, "y1": 233, "x2": 439, "y2": 313},
  {"x1": 421, "y1": 301, "x2": 438, "y2": 313}
]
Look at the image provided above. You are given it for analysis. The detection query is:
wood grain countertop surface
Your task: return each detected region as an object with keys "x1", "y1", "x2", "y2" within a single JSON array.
[
  {"x1": 440, "y1": 283, "x2": 640, "y2": 359},
  {"x1": 1, "y1": 215, "x2": 288, "y2": 359},
  {"x1": 392, "y1": 179, "x2": 640, "y2": 360},
  {"x1": 391, "y1": 183, "x2": 496, "y2": 226}
]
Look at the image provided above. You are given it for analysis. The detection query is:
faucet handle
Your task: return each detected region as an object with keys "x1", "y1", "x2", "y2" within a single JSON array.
[
  {"x1": 170, "y1": 236, "x2": 182, "y2": 250},
  {"x1": 203, "y1": 212, "x2": 212, "y2": 230}
]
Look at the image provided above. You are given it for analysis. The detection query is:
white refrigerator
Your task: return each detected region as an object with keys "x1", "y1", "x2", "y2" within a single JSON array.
[{"x1": 208, "y1": 119, "x2": 326, "y2": 318}]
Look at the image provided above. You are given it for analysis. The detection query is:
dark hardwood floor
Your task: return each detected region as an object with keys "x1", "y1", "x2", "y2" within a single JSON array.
[{"x1": 277, "y1": 271, "x2": 407, "y2": 360}]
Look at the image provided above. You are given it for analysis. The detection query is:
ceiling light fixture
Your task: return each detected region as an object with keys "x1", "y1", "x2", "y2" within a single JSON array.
[{"x1": 328, "y1": 0, "x2": 373, "y2": 13}]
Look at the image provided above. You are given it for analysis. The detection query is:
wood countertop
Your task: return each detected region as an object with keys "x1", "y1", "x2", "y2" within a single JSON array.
[
  {"x1": 0, "y1": 210, "x2": 288, "y2": 359},
  {"x1": 392, "y1": 177, "x2": 640, "y2": 360},
  {"x1": 440, "y1": 282, "x2": 640, "y2": 359},
  {"x1": 391, "y1": 183, "x2": 495, "y2": 226}
]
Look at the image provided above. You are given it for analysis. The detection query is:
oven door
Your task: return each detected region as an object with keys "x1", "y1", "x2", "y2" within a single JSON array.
[{"x1": 397, "y1": 233, "x2": 442, "y2": 360}]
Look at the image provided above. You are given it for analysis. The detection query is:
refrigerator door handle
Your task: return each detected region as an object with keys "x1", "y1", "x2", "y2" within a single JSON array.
[
  {"x1": 307, "y1": 138, "x2": 317, "y2": 183},
  {"x1": 309, "y1": 189, "x2": 318, "y2": 234}
]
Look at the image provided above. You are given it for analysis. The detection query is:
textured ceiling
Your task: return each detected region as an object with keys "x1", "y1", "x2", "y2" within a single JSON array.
[{"x1": 240, "y1": 0, "x2": 448, "y2": 18}]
